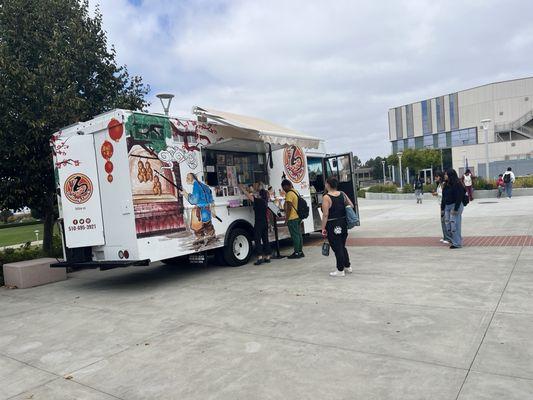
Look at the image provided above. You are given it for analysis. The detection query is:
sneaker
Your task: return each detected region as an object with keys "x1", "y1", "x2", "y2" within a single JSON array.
[
  {"x1": 329, "y1": 270, "x2": 345, "y2": 277},
  {"x1": 345, "y1": 266, "x2": 353, "y2": 274},
  {"x1": 449, "y1": 245, "x2": 461, "y2": 249},
  {"x1": 439, "y1": 239, "x2": 444, "y2": 243},
  {"x1": 287, "y1": 253, "x2": 300, "y2": 259},
  {"x1": 254, "y1": 259, "x2": 264, "y2": 265},
  {"x1": 263, "y1": 258, "x2": 271, "y2": 263},
  {"x1": 299, "y1": 252, "x2": 305, "y2": 258},
  {"x1": 442, "y1": 240, "x2": 450, "y2": 244}
]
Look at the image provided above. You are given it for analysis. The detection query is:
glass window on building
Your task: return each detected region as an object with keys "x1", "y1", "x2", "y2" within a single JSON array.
[
  {"x1": 395, "y1": 107, "x2": 403, "y2": 139},
  {"x1": 392, "y1": 141, "x2": 398, "y2": 153},
  {"x1": 433, "y1": 135, "x2": 439, "y2": 148},
  {"x1": 415, "y1": 136, "x2": 424, "y2": 149},
  {"x1": 421, "y1": 100, "x2": 433, "y2": 135},
  {"x1": 423, "y1": 134, "x2": 433, "y2": 148},
  {"x1": 437, "y1": 133, "x2": 447, "y2": 148},
  {"x1": 405, "y1": 104, "x2": 414, "y2": 137},
  {"x1": 449, "y1": 93, "x2": 459, "y2": 130},
  {"x1": 451, "y1": 128, "x2": 477, "y2": 146},
  {"x1": 397, "y1": 139, "x2": 404, "y2": 152},
  {"x1": 436, "y1": 96, "x2": 445, "y2": 132},
  {"x1": 407, "y1": 138, "x2": 415, "y2": 149}
]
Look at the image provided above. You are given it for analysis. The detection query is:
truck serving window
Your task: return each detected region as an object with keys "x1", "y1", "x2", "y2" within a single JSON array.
[{"x1": 203, "y1": 149, "x2": 269, "y2": 197}]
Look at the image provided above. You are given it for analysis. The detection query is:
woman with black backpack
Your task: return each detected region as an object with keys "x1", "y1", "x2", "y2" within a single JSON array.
[
  {"x1": 441, "y1": 169, "x2": 465, "y2": 249},
  {"x1": 321, "y1": 177, "x2": 354, "y2": 277}
]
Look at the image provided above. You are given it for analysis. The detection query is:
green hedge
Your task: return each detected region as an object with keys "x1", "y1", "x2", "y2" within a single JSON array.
[
  {"x1": 402, "y1": 184, "x2": 414, "y2": 193},
  {"x1": 515, "y1": 176, "x2": 533, "y2": 188},
  {"x1": 367, "y1": 184, "x2": 398, "y2": 193},
  {"x1": 357, "y1": 189, "x2": 366, "y2": 198},
  {"x1": 0, "y1": 220, "x2": 41, "y2": 230}
]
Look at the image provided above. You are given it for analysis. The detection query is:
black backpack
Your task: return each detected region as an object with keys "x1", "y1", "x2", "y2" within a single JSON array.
[
  {"x1": 503, "y1": 173, "x2": 511, "y2": 183},
  {"x1": 289, "y1": 190, "x2": 309, "y2": 220},
  {"x1": 462, "y1": 185, "x2": 469, "y2": 207}
]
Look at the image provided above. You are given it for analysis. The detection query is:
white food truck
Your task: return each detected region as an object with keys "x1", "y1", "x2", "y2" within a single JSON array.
[{"x1": 51, "y1": 107, "x2": 359, "y2": 269}]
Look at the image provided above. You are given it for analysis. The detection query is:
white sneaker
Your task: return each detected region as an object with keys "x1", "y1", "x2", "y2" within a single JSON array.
[
  {"x1": 442, "y1": 240, "x2": 450, "y2": 244},
  {"x1": 439, "y1": 239, "x2": 444, "y2": 243},
  {"x1": 329, "y1": 270, "x2": 345, "y2": 277},
  {"x1": 345, "y1": 267, "x2": 353, "y2": 274}
]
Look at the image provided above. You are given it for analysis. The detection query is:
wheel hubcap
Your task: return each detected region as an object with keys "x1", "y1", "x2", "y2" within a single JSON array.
[{"x1": 232, "y1": 235, "x2": 249, "y2": 260}]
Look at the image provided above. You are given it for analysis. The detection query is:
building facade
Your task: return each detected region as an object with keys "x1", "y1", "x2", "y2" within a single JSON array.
[{"x1": 388, "y1": 77, "x2": 533, "y2": 178}]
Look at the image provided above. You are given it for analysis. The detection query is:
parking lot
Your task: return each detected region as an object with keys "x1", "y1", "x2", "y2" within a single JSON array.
[{"x1": 1, "y1": 197, "x2": 533, "y2": 399}]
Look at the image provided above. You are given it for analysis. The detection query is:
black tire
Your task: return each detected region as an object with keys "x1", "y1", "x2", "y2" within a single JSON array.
[{"x1": 223, "y1": 228, "x2": 253, "y2": 267}]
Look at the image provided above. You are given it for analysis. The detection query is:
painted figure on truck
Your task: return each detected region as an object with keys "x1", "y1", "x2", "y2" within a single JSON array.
[{"x1": 180, "y1": 173, "x2": 217, "y2": 245}]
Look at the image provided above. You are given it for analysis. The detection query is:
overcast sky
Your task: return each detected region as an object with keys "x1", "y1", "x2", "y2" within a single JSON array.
[{"x1": 90, "y1": 0, "x2": 533, "y2": 162}]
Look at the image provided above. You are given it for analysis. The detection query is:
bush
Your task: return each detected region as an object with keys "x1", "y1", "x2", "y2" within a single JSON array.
[
  {"x1": 515, "y1": 176, "x2": 533, "y2": 188},
  {"x1": 0, "y1": 234, "x2": 63, "y2": 286},
  {"x1": 357, "y1": 189, "x2": 366, "y2": 198},
  {"x1": 0, "y1": 219, "x2": 41, "y2": 230},
  {"x1": 423, "y1": 183, "x2": 437, "y2": 193},
  {"x1": 473, "y1": 177, "x2": 496, "y2": 190},
  {"x1": 367, "y1": 184, "x2": 398, "y2": 193},
  {"x1": 402, "y1": 184, "x2": 414, "y2": 193}
]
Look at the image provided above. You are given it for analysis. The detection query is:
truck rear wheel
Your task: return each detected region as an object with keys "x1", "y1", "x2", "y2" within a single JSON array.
[{"x1": 224, "y1": 228, "x2": 252, "y2": 267}]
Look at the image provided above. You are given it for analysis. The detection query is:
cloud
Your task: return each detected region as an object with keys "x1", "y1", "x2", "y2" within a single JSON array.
[{"x1": 91, "y1": 0, "x2": 533, "y2": 161}]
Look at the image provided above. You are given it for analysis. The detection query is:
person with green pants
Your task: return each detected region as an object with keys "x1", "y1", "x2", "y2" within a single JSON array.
[{"x1": 282, "y1": 179, "x2": 304, "y2": 259}]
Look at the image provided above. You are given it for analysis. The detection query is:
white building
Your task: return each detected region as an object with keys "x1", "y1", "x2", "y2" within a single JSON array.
[{"x1": 388, "y1": 77, "x2": 533, "y2": 178}]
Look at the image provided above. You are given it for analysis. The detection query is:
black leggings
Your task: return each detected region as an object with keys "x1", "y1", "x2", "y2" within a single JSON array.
[
  {"x1": 254, "y1": 224, "x2": 271, "y2": 256},
  {"x1": 326, "y1": 219, "x2": 350, "y2": 271}
]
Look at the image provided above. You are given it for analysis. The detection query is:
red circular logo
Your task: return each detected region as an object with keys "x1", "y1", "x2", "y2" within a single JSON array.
[
  {"x1": 108, "y1": 118, "x2": 124, "y2": 142},
  {"x1": 64, "y1": 174, "x2": 93, "y2": 204},
  {"x1": 283, "y1": 145, "x2": 306, "y2": 183}
]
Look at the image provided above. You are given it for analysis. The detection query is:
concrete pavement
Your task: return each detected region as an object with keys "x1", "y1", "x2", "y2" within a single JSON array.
[{"x1": 0, "y1": 196, "x2": 532, "y2": 399}]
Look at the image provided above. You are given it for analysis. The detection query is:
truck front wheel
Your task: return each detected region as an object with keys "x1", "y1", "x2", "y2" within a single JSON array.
[{"x1": 223, "y1": 228, "x2": 252, "y2": 267}]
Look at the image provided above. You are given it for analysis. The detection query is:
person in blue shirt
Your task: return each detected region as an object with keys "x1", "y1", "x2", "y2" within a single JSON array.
[{"x1": 180, "y1": 173, "x2": 216, "y2": 240}]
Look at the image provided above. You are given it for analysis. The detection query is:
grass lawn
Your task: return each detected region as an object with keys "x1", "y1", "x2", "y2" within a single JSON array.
[{"x1": 0, "y1": 224, "x2": 54, "y2": 247}]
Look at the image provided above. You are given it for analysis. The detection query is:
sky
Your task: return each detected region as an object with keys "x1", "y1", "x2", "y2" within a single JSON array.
[{"x1": 90, "y1": 0, "x2": 533, "y2": 162}]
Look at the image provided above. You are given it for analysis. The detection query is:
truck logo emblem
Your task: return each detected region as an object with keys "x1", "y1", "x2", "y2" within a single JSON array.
[
  {"x1": 283, "y1": 145, "x2": 306, "y2": 183},
  {"x1": 64, "y1": 174, "x2": 93, "y2": 204}
]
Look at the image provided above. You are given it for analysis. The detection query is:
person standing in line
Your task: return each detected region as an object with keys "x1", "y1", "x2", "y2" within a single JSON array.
[
  {"x1": 502, "y1": 167, "x2": 516, "y2": 198},
  {"x1": 433, "y1": 171, "x2": 451, "y2": 244},
  {"x1": 239, "y1": 185, "x2": 271, "y2": 265},
  {"x1": 496, "y1": 174, "x2": 505, "y2": 199},
  {"x1": 282, "y1": 179, "x2": 304, "y2": 259},
  {"x1": 321, "y1": 177, "x2": 354, "y2": 277},
  {"x1": 462, "y1": 169, "x2": 475, "y2": 201},
  {"x1": 414, "y1": 174, "x2": 424, "y2": 204},
  {"x1": 442, "y1": 169, "x2": 465, "y2": 249}
]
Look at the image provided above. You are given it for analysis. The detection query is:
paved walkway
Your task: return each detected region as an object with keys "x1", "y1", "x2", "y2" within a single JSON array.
[{"x1": 0, "y1": 196, "x2": 532, "y2": 399}]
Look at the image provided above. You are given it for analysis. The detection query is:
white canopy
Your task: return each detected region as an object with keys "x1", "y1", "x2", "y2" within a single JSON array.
[{"x1": 192, "y1": 106, "x2": 321, "y2": 149}]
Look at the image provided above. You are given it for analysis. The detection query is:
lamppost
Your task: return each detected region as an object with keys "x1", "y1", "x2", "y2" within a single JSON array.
[
  {"x1": 156, "y1": 93, "x2": 175, "y2": 116},
  {"x1": 381, "y1": 160, "x2": 386, "y2": 184},
  {"x1": 397, "y1": 152, "x2": 403, "y2": 188},
  {"x1": 388, "y1": 165, "x2": 392, "y2": 182},
  {"x1": 481, "y1": 118, "x2": 491, "y2": 179}
]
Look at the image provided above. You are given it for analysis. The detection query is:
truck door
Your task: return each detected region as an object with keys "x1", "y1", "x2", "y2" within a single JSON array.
[{"x1": 323, "y1": 152, "x2": 360, "y2": 225}]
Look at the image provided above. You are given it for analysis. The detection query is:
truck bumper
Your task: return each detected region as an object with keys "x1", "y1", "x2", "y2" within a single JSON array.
[{"x1": 50, "y1": 259, "x2": 150, "y2": 271}]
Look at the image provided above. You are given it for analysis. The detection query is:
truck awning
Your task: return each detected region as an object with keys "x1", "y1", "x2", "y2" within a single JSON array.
[{"x1": 192, "y1": 106, "x2": 321, "y2": 149}]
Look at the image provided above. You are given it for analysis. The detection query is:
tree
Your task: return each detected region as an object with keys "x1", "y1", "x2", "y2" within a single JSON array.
[
  {"x1": 352, "y1": 155, "x2": 362, "y2": 169},
  {"x1": 0, "y1": 209, "x2": 13, "y2": 224},
  {"x1": 0, "y1": 0, "x2": 149, "y2": 254},
  {"x1": 365, "y1": 156, "x2": 384, "y2": 180}
]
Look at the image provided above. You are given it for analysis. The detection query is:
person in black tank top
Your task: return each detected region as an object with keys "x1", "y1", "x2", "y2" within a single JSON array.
[
  {"x1": 240, "y1": 185, "x2": 272, "y2": 265},
  {"x1": 321, "y1": 177, "x2": 353, "y2": 277}
]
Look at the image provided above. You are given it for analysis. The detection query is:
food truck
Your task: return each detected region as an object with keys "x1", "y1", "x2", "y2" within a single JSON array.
[{"x1": 51, "y1": 107, "x2": 359, "y2": 268}]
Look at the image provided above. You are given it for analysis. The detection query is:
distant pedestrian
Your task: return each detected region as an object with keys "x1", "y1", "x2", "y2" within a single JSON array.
[
  {"x1": 282, "y1": 179, "x2": 304, "y2": 259},
  {"x1": 502, "y1": 167, "x2": 515, "y2": 198},
  {"x1": 321, "y1": 177, "x2": 353, "y2": 277},
  {"x1": 433, "y1": 171, "x2": 451, "y2": 244},
  {"x1": 442, "y1": 169, "x2": 465, "y2": 249},
  {"x1": 414, "y1": 175, "x2": 424, "y2": 204},
  {"x1": 462, "y1": 169, "x2": 475, "y2": 201},
  {"x1": 496, "y1": 174, "x2": 505, "y2": 198}
]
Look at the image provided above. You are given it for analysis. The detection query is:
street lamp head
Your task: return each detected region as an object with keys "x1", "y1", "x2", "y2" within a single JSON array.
[{"x1": 156, "y1": 93, "x2": 175, "y2": 116}]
